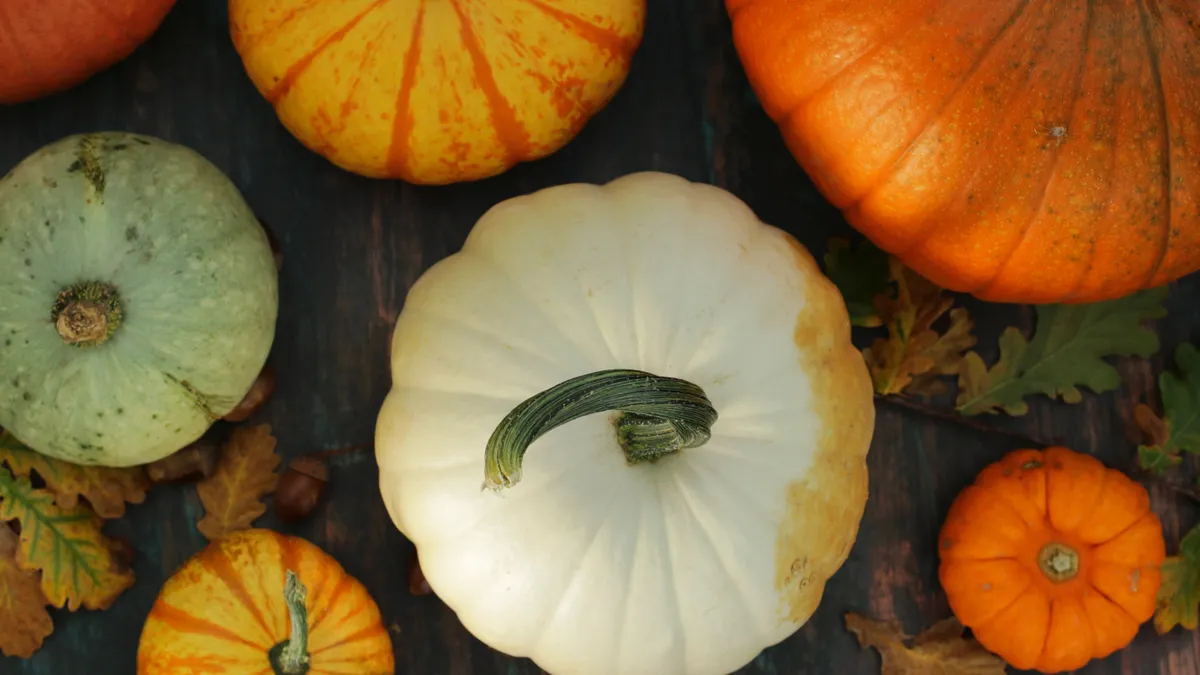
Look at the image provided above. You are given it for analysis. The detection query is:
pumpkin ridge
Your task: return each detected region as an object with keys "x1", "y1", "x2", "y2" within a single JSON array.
[
  {"x1": 385, "y1": 0, "x2": 426, "y2": 180},
  {"x1": 235, "y1": 0, "x2": 326, "y2": 54},
  {"x1": 958, "y1": 570, "x2": 1035, "y2": 632},
  {"x1": 197, "y1": 543, "x2": 278, "y2": 641},
  {"x1": 147, "y1": 600, "x2": 267, "y2": 649},
  {"x1": 162, "y1": 372, "x2": 220, "y2": 422},
  {"x1": 829, "y1": 0, "x2": 1035, "y2": 213},
  {"x1": 336, "y1": 18, "x2": 393, "y2": 127},
  {"x1": 264, "y1": 0, "x2": 389, "y2": 105},
  {"x1": 885, "y1": 0, "x2": 1064, "y2": 258},
  {"x1": 1082, "y1": 572, "x2": 1142, "y2": 625},
  {"x1": 307, "y1": 573, "x2": 353, "y2": 633},
  {"x1": 521, "y1": 0, "x2": 641, "y2": 58},
  {"x1": 449, "y1": 0, "x2": 534, "y2": 163},
  {"x1": 308, "y1": 622, "x2": 389, "y2": 656},
  {"x1": 1131, "y1": 0, "x2": 1175, "y2": 290},
  {"x1": 775, "y1": 0, "x2": 941, "y2": 121},
  {"x1": 973, "y1": 0, "x2": 1098, "y2": 298}
]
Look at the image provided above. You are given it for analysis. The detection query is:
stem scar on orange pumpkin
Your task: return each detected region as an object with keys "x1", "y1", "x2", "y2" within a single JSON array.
[
  {"x1": 938, "y1": 447, "x2": 1165, "y2": 673},
  {"x1": 137, "y1": 529, "x2": 395, "y2": 675}
]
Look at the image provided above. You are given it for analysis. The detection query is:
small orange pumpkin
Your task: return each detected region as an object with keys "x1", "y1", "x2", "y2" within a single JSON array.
[
  {"x1": 137, "y1": 529, "x2": 394, "y2": 675},
  {"x1": 228, "y1": 0, "x2": 645, "y2": 184},
  {"x1": 939, "y1": 447, "x2": 1165, "y2": 673},
  {"x1": 0, "y1": 0, "x2": 176, "y2": 104}
]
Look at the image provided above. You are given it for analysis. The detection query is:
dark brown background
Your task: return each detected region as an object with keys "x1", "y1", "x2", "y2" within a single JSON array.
[{"x1": 2, "y1": 1, "x2": 1199, "y2": 673}]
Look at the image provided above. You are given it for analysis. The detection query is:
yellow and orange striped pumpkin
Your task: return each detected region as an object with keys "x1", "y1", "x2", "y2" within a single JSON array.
[
  {"x1": 137, "y1": 529, "x2": 394, "y2": 675},
  {"x1": 229, "y1": 0, "x2": 645, "y2": 184}
]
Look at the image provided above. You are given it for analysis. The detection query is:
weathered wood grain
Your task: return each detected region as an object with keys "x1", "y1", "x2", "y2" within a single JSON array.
[{"x1": 1, "y1": 0, "x2": 1198, "y2": 673}]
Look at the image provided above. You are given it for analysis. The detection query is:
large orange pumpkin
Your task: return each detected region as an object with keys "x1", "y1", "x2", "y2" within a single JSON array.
[
  {"x1": 939, "y1": 447, "x2": 1165, "y2": 672},
  {"x1": 728, "y1": 0, "x2": 1200, "y2": 304},
  {"x1": 137, "y1": 529, "x2": 395, "y2": 674},
  {"x1": 229, "y1": 0, "x2": 645, "y2": 184},
  {"x1": 0, "y1": 0, "x2": 176, "y2": 104}
]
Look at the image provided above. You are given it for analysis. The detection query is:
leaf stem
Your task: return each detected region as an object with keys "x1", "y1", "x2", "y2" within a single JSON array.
[{"x1": 875, "y1": 395, "x2": 1062, "y2": 448}]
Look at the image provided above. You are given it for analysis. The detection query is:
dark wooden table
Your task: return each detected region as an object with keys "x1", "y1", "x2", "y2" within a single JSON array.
[{"x1": 3, "y1": 1, "x2": 1199, "y2": 674}]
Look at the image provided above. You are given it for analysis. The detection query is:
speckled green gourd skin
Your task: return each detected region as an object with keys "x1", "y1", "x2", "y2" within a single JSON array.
[{"x1": 0, "y1": 132, "x2": 278, "y2": 467}]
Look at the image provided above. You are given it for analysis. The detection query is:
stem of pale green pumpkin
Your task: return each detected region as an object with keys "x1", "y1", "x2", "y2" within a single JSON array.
[
  {"x1": 277, "y1": 571, "x2": 310, "y2": 674},
  {"x1": 483, "y1": 369, "x2": 718, "y2": 490}
]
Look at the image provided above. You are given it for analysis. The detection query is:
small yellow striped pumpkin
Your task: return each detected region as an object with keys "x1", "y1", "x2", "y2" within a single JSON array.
[{"x1": 137, "y1": 529, "x2": 394, "y2": 675}]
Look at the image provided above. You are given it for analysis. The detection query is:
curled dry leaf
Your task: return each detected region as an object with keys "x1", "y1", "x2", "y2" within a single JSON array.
[
  {"x1": 196, "y1": 424, "x2": 281, "y2": 540},
  {"x1": 0, "y1": 525, "x2": 53, "y2": 658},
  {"x1": 0, "y1": 467, "x2": 134, "y2": 611},
  {"x1": 146, "y1": 439, "x2": 223, "y2": 483},
  {"x1": 845, "y1": 612, "x2": 1007, "y2": 675},
  {"x1": 0, "y1": 429, "x2": 148, "y2": 519},
  {"x1": 223, "y1": 364, "x2": 277, "y2": 422},
  {"x1": 955, "y1": 287, "x2": 1167, "y2": 416},
  {"x1": 863, "y1": 258, "x2": 976, "y2": 397}
]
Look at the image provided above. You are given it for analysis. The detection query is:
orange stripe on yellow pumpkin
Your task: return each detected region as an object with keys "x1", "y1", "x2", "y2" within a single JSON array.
[
  {"x1": 265, "y1": 0, "x2": 389, "y2": 104},
  {"x1": 147, "y1": 602, "x2": 266, "y2": 650},
  {"x1": 524, "y1": 0, "x2": 641, "y2": 59},
  {"x1": 198, "y1": 544, "x2": 276, "y2": 639},
  {"x1": 449, "y1": 0, "x2": 533, "y2": 162},
  {"x1": 308, "y1": 573, "x2": 354, "y2": 633},
  {"x1": 234, "y1": 0, "x2": 326, "y2": 54},
  {"x1": 386, "y1": 0, "x2": 427, "y2": 180},
  {"x1": 311, "y1": 622, "x2": 391, "y2": 655}
]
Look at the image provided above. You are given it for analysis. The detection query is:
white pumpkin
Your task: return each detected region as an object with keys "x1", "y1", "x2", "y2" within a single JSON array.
[{"x1": 375, "y1": 172, "x2": 873, "y2": 675}]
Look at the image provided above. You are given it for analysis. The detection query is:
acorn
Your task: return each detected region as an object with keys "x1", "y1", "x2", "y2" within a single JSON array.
[{"x1": 274, "y1": 454, "x2": 328, "y2": 522}]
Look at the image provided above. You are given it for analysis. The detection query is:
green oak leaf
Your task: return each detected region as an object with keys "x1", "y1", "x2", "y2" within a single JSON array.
[
  {"x1": 1157, "y1": 523, "x2": 1200, "y2": 633},
  {"x1": 1136, "y1": 343, "x2": 1200, "y2": 472},
  {"x1": 955, "y1": 287, "x2": 1167, "y2": 416},
  {"x1": 823, "y1": 237, "x2": 890, "y2": 328}
]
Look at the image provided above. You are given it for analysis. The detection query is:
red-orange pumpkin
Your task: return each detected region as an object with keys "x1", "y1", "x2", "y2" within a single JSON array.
[
  {"x1": 728, "y1": 0, "x2": 1200, "y2": 304},
  {"x1": 0, "y1": 0, "x2": 176, "y2": 104}
]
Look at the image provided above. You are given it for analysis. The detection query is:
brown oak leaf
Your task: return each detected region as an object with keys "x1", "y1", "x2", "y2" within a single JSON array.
[
  {"x1": 196, "y1": 424, "x2": 281, "y2": 540},
  {"x1": 0, "y1": 429, "x2": 149, "y2": 519},
  {"x1": 863, "y1": 259, "x2": 976, "y2": 397},
  {"x1": 0, "y1": 525, "x2": 53, "y2": 658},
  {"x1": 845, "y1": 612, "x2": 1007, "y2": 674}
]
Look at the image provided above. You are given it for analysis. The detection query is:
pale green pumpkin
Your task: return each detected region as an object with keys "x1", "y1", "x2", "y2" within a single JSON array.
[{"x1": 0, "y1": 133, "x2": 278, "y2": 467}]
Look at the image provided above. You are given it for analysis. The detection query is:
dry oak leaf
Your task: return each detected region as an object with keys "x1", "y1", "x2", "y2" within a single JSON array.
[
  {"x1": 0, "y1": 429, "x2": 149, "y2": 519},
  {"x1": 845, "y1": 612, "x2": 1007, "y2": 675},
  {"x1": 196, "y1": 424, "x2": 281, "y2": 540},
  {"x1": 955, "y1": 287, "x2": 1166, "y2": 416},
  {"x1": 0, "y1": 467, "x2": 134, "y2": 611},
  {"x1": 863, "y1": 258, "x2": 976, "y2": 397},
  {"x1": 0, "y1": 525, "x2": 53, "y2": 658}
]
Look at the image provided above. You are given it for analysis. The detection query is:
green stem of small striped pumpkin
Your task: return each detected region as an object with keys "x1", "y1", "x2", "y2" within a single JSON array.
[
  {"x1": 269, "y1": 570, "x2": 310, "y2": 674},
  {"x1": 483, "y1": 369, "x2": 718, "y2": 490}
]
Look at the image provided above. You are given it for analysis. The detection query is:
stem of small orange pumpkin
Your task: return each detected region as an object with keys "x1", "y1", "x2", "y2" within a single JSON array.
[
  {"x1": 483, "y1": 369, "x2": 718, "y2": 490},
  {"x1": 269, "y1": 570, "x2": 311, "y2": 674}
]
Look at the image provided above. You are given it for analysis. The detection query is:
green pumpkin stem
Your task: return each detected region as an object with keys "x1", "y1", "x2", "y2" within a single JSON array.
[
  {"x1": 270, "y1": 570, "x2": 311, "y2": 674},
  {"x1": 483, "y1": 369, "x2": 718, "y2": 490},
  {"x1": 51, "y1": 281, "x2": 122, "y2": 347}
]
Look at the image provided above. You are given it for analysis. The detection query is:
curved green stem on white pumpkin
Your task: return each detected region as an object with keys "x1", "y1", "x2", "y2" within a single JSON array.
[
  {"x1": 483, "y1": 369, "x2": 718, "y2": 490},
  {"x1": 270, "y1": 570, "x2": 311, "y2": 674},
  {"x1": 51, "y1": 281, "x2": 122, "y2": 347}
]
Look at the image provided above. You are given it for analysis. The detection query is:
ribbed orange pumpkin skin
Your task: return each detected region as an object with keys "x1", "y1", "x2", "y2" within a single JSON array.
[
  {"x1": 229, "y1": 0, "x2": 645, "y2": 184},
  {"x1": 0, "y1": 0, "x2": 176, "y2": 104},
  {"x1": 939, "y1": 448, "x2": 1165, "y2": 673},
  {"x1": 137, "y1": 529, "x2": 394, "y2": 675},
  {"x1": 728, "y1": 0, "x2": 1200, "y2": 304}
]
